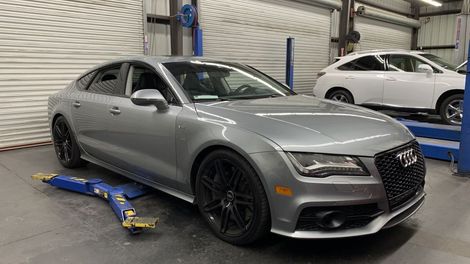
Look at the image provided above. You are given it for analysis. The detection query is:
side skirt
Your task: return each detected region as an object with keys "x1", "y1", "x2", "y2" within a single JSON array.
[
  {"x1": 360, "y1": 104, "x2": 435, "y2": 114},
  {"x1": 80, "y1": 153, "x2": 196, "y2": 204}
]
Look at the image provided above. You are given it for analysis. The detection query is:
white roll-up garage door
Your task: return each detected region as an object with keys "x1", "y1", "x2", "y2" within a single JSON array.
[
  {"x1": 354, "y1": 16, "x2": 412, "y2": 51},
  {"x1": 199, "y1": 0, "x2": 332, "y2": 95},
  {"x1": 0, "y1": 0, "x2": 143, "y2": 150}
]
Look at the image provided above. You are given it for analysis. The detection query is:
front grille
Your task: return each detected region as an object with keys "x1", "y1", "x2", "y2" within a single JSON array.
[
  {"x1": 296, "y1": 204, "x2": 383, "y2": 231},
  {"x1": 375, "y1": 141, "x2": 426, "y2": 211}
]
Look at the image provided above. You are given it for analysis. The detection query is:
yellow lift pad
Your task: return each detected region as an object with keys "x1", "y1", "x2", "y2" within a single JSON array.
[
  {"x1": 32, "y1": 173, "x2": 58, "y2": 182},
  {"x1": 122, "y1": 217, "x2": 159, "y2": 229}
]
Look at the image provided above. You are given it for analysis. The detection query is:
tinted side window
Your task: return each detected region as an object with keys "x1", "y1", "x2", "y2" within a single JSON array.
[
  {"x1": 127, "y1": 66, "x2": 176, "y2": 104},
  {"x1": 88, "y1": 65, "x2": 121, "y2": 94},
  {"x1": 76, "y1": 71, "x2": 96, "y2": 90},
  {"x1": 388, "y1": 55, "x2": 414, "y2": 72},
  {"x1": 388, "y1": 55, "x2": 438, "y2": 73},
  {"x1": 338, "y1": 55, "x2": 385, "y2": 71}
]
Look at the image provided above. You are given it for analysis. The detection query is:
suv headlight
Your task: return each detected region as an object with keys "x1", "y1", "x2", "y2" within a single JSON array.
[{"x1": 286, "y1": 152, "x2": 369, "y2": 177}]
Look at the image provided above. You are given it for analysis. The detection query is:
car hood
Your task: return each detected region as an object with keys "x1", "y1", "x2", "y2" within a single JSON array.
[{"x1": 194, "y1": 95, "x2": 414, "y2": 156}]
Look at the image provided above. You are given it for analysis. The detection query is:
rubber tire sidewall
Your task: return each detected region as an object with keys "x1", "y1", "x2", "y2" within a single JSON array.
[
  {"x1": 53, "y1": 116, "x2": 86, "y2": 168},
  {"x1": 328, "y1": 89, "x2": 354, "y2": 104},
  {"x1": 439, "y1": 94, "x2": 464, "y2": 126},
  {"x1": 195, "y1": 149, "x2": 270, "y2": 245}
]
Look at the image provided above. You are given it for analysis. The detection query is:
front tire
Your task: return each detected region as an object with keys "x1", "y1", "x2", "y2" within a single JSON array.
[
  {"x1": 52, "y1": 116, "x2": 86, "y2": 168},
  {"x1": 440, "y1": 94, "x2": 464, "y2": 125},
  {"x1": 195, "y1": 150, "x2": 270, "y2": 245}
]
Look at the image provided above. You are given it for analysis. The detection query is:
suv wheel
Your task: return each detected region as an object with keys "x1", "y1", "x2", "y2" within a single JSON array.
[
  {"x1": 52, "y1": 116, "x2": 86, "y2": 168},
  {"x1": 195, "y1": 150, "x2": 270, "y2": 245},
  {"x1": 440, "y1": 94, "x2": 464, "y2": 125},
  {"x1": 328, "y1": 89, "x2": 354, "y2": 104}
]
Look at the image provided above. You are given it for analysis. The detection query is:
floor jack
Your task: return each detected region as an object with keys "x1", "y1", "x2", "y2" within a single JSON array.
[{"x1": 32, "y1": 173, "x2": 159, "y2": 234}]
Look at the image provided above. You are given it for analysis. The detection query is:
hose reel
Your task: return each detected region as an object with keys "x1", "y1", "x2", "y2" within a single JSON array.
[{"x1": 177, "y1": 4, "x2": 198, "y2": 28}]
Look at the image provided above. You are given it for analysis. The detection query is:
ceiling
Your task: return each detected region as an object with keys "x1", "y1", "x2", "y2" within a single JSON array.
[{"x1": 405, "y1": 0, "x2": 462, "y2": 6}]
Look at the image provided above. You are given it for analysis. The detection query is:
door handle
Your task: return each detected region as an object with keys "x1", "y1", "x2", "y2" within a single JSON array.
[
  {"x1": 109, "y1": 107, "x2": 121, "y2": 115},
  {"x1": 345, "y1": 75, "x2": 355, "y2": 79},
  {"x1": 72, "y1": 101, "x2": 81, "y2": 108},
  {"x1": 385, "y1": 76, "x2": 397, "y2": 81}
]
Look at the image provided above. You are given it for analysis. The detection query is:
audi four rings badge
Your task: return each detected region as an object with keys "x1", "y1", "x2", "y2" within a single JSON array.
[{"x1": 396, "y1": 149, "x2": 418, "y2": 168}]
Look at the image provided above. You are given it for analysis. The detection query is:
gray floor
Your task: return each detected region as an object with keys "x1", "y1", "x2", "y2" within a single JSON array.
[{"x1": 1, "y1": 146, "x2": 470, "y2": 264}]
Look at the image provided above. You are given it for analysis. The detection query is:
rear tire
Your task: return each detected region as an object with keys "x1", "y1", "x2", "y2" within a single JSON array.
[
  {"x1": 52, "y1": 116, "x2": 86, "y2": 168},
  {"x1": 439, "y1": 94, "x2": 464, "y2": 125},
  {"x1": 327, "y1": 89, "x2": 354, "y2": 104},
  {"x1": 195, "y1": 149, "x2": 270, "y2": 245}
]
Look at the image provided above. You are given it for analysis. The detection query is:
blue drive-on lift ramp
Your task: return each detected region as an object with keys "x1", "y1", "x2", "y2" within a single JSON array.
[
  {"x1": 32, "y1": 173, "x2": 159, "y2": 234},
  {"x1": 399, "y1": 120, "x2": 460, "y2": 161}
]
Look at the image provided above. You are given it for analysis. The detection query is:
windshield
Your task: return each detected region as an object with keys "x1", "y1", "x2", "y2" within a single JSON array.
[
  {"x1": 419, "y1": 53, "x2": 457, "y2": 70},
  {"x1": 163, "y1": 60, "x2": 293, "y2": 101}
]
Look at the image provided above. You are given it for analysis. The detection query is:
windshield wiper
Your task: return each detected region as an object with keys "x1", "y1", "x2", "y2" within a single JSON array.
[
  {"x1": 222, "y1": 94, "x2": 286, "y2": 100},
  {"x1": 192, "y1": 97, "x2": 232, "y2": 102}
]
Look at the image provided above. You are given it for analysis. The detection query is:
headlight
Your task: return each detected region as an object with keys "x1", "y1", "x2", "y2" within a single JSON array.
[{"x1": 286, "y1": 152, "x2": 369, "y2": 177}]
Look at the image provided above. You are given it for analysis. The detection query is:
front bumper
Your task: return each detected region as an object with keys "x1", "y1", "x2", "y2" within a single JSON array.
[{"x1": 249, "y1": 151, "x2": 425, "y2": 239}]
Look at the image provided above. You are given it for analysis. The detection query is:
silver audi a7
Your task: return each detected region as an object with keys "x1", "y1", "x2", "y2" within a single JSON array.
[{"x1": 48, "y1": 57, "x2": 426, "y2": 245}]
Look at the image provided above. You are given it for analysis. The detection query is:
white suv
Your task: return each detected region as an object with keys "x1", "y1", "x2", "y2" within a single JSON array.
[{"x1": 314, "y1": 50, "x2": 465, "y2": 125}]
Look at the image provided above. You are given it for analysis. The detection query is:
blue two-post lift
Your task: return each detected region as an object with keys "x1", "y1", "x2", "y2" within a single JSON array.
[
  {"x1": 397, "y1": 43, "x2": 470, "y2": 175},
  {"x1": 32, "y1": 173, "x2": 159, "y2": 234},
  {"x1": 458, "y1": 43, "x2": 470, "y2": 175}
]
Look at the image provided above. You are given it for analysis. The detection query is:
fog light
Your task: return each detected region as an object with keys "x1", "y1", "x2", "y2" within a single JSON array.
[{"x1": 317, "y1": 211, "x2": 346, "y2": 229}]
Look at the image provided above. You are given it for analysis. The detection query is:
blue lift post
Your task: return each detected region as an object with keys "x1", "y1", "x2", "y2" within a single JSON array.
[
  {"x1": 286, "y1": 37, "x2": 295, "y2": 90},
  {"x1": 458, "y1": 42, "x2": 470, "y2": 174},
  {"x1": 32, "y1": 173, "x2": 159, "y2": 234},
  {"x1": 194, "y1": 26, "x2": 203, "y2": 56}
]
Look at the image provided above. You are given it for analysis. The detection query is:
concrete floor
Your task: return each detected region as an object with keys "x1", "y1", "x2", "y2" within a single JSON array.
[{"x1": 1, "y1": 146, "x2": 470, "y2": 264}]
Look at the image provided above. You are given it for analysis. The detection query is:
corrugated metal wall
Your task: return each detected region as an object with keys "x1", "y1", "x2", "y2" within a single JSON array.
[
  {"x1": 0, "y1": 0, "x2": 144, "y2": 149},
  {"x1": 146, "y1": 0, "x2": 171, "y2": 55},
  {"x1": 199, "y1": 0, "x2": 332, "y2": 95},
  {"x1": 418, "y1": 14, "x2": 457, "y2": 63},
  {"x1": 418, "y1": 2, "x2": 462, "y2": 65},
  {"x1": 355, "y1": 16, "x2": 413, "y2": 51},
  {"x1": 330, "y1": 10, "x2": 340, "y2": 63},
  {"x1": 359, "y1": 0, "x2": 411, "y2": 14},
  {"x1": 145, "y1": 0, "x2": 192, "y2": 56},
  {"x1": 329, "y1": 0, "x2": 413, "y2": 56},
  {"x1": 354, "y1": 1, "x2": 413, "y2": 51}
]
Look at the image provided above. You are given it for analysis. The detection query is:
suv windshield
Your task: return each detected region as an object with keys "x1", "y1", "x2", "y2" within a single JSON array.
[
  {"x1": 163, "y1": 60, "x2": 293, "y2": 101},
  {"x1": 419, "y1": 53, "x2": 457, "y2": 70}
]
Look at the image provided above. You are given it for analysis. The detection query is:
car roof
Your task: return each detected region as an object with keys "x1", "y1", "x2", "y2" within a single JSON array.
[
  {"x1": 100, "y1": 55, "x2": 225, "y2": 65},
  {"x1": 78, "y1": 56, "x2": 227, "y2": 78},
  {"x1": 344, "y1": 49, "x2": 428, "y2": 57}
]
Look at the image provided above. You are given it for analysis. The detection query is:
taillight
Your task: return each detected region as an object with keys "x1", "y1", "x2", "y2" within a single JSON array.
[{"x1": 317, "y1": 72, "x2": 326, "y2": 78}]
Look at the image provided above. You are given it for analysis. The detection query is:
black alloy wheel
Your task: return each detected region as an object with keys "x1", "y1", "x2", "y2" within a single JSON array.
[
  {"x1": 195, "y1": 150, "x2": 270, "y2": 245},
  {"x1": 52, "y1": 116, "x2": 85, "y2": 168}
]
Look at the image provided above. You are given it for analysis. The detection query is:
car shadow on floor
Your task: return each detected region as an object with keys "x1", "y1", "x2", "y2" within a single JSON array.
[
  {"x1": 252, "y1": 226, "x2": 417, "y2": 260},
  {"x1": 64, "y1": 162, "x2": 418, "y2": 262},
  {"x1": 154, "y1": 187, "x2": 417, "y2": 262}
]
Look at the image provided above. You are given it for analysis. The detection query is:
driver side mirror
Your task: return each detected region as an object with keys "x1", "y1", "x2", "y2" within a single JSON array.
[
  {"x1": 130, "y1": 89, "x2": 169, "y2": 111},
  {"x1": 417, "y1": 64, "x2": 433, "y2": 77}
]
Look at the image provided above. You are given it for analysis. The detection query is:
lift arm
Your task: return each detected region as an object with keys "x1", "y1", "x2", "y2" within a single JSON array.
[{"x1": 32, "y1": 173, "x2": 159, "y2": 234}]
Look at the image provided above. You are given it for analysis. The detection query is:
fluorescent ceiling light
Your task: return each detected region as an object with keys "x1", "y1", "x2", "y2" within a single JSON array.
[{"x1": 420, "y1": 0, "x2": 442, "y2": 7}]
